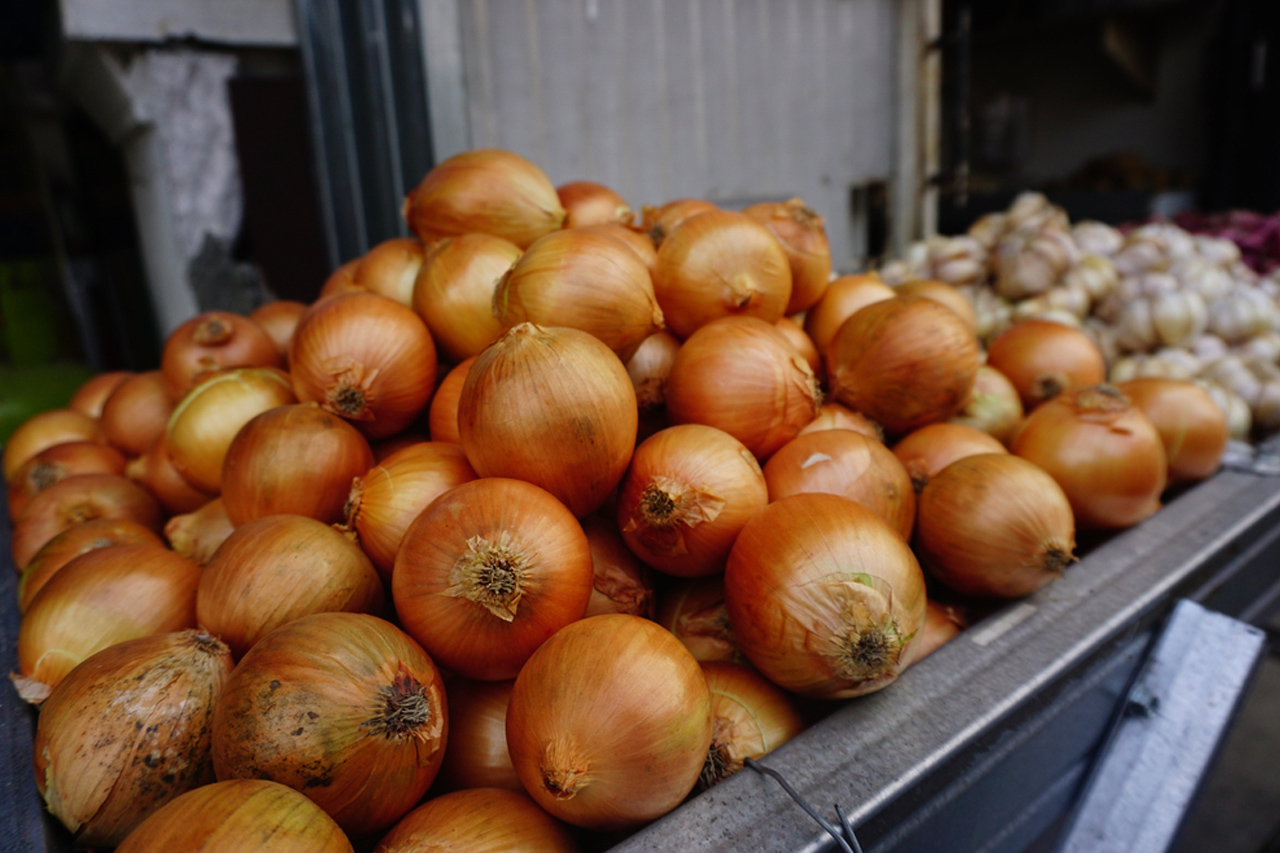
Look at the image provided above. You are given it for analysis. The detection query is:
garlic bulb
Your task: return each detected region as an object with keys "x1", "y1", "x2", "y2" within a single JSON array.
[
  {"x1": 1114, "y1": 291, "x2": 1206, "y2": 352},
  {"x1": 995, "y1": 227, "x2": 1079, "y2": 300},
  {"x1": 1254, "y1": 381, "x2": 1280, "y2": 430},
  {"x1": 1108, "y1": 356, "x2": 1146, "y2": 384},
  {"x1": 1153, "y1": 347, "x2": 1203, "y2": 377},
  {"x1": 1071, "y1": 221, "x2": 1124, "y2": 257},
  {"x1": 959, "y1": 285, "x2": 1013, "y2": 342},
  {"x1": 1197, "y1": 379, "x2": 1252, "y2": 440},
  {"x1": 1063, "y1": 254, "x2": 1119, "y2": 303},
  {"x1": 967, "y1": 212, "x2": 1007, "y2": 251},
  {"x1": 928, "y1": 236, "x2": 988, "y2": 286},
  {"x1": 1208, "y1": 289, "x2": 1279, "y2": 344},
  {"x1": 1238, "y1": 331, "x2": 1280, "y2": 366},
  {"x1": 1170, "y1": 257, "x2": 1234, "y2": 302},
  {"x1": 1113, "y1": 224, "x2": 1195, "y2": 276},
  {"x1": 1193, "y1": 235, "x2": 1242, "y2": 268},
  {"x1": 1201, "y1": 355, "x2": 1263, "y2": 406},
  {"x1": 1084, "y1": 317, "x2": 1121, "y2": 365},
  {"x1": 1016, "y1": 307, "x2": 1081, "y2": 329},
  {"x1": 1190, "y1": 334, "x2": 1230, "y2": 364},
  {"x1": 1012, "y1": 283, "x2": 1091, "y2": 321}
]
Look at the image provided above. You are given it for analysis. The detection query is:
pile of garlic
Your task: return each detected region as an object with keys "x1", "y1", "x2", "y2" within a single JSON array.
[{"x1": 879, "y1": 192, "x2": 1280, "y2": 440}]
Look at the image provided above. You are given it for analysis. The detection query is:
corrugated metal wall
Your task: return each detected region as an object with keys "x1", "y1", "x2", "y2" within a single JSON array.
[{"x1": 453, "y1": 0, "x2": 900, "y2": 270}]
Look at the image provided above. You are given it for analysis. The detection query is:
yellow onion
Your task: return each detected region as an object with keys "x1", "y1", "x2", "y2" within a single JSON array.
[
  {"x1": 345, "y1": 441, "x2": 477, "y2": 580},
  {"x1": 666, "y1": 317, "x2": 821, "y2": 459},
  {"x1": 913, "y1": 600, "x2": 967, "y2": 661},
  {"x1": 627, "y1": 330, "x2": 680, "y2": 416},
  {"x1": 165, "y1": 367, "x2": 297, "y2": 494},
  {"x1": 653, "y1": 209, "x2": 793, "y2": 339},
  {"x1": 948, "y1": 364, "x2": 1025, "y2": 445},
  {"x1": 1117, "y1": 378, "x2": 1228, "y2": 483},
  {"x1": 375, "y1": 789, "x2": 577, "y2": 853},
  {"x1": 290, "y1": 292, "x2": 438, "y2": 440},
  {"x1": 505, "y1": 613, "x2": 713, "y2": 830},
  {"x1": 412, "y1": 233, "x2": 520, "y2": 363},
  {"x1": 894, "y1": 278, "x2": 980, "y2": 335},
  {"x1": 655, "y1": 574, "x2": 747, "y2": 664},
  {"x1": 616, "y1": 424, "x2": 767, "y2": 577},
  {"x1": 639, "y1": 198, "x2": 718, "y2": 246},
  {"x1": 3, "y1": 408, "x2": 106, "y2": 482},
  {"x1": 434, "y1": 680, "x2": 522, "y2": 793},
  {"x1": 34, "y1": 631, "x2": 234, "y2": 846},
  {"x1": 698, "y1": 661, "x2": 805, "y2": 791},
  {"x1": 744, "y1": 198, "x2": 832, "y2": 313},
  {"x1": 249, "y1": 300, "x2": 308, "y2": 360},
  {"x1": 428, "y1": 357, "x2": 473, "y2": 444},
  {"x1": 987, "y1": 320, "x2": 1107, "y2": 411},
  {"x1": 804, "y1": 274, "x2": 896, "y2": 361},
  {"x1": 1012, "y1": 385, "x2": 1167, "y2": 529},
  {"x1": 764, "y1": 429, "x2": 916, "y2": 540},
  {"x1": 494, "y1": 228, "x2": 664, "y2": 361},
  {"x1": 915, "y1": 454, "x2": 1076, "y2": 598},
  {"x1": 582, "y1": 515, "x2": 655, "y2": 618},
  {"x1": 8, "y1": 441, "x2": 127, "y2": 521},
  {"x1": 798, "y1": 402, "x2": 885, "y2": 441},
  {"x1": 164, "y1": 498, "x2": 234, "y2": 565},
  {"x1": 353, "y1": 237, "x2": 425, "y2": 306},
  {"x1": 459, "y1": 324, "x2": 637, "y2": 518},
  {"x1": 725, "y1": 493, "x2": 927, "y2": 698},
  {"x1": 160, "y1": 311, "x2": 282, "y2": 400},
  {"x1": 829, "y1": 295, "x2": 981, "y2": 435},
  {"x1": 212, "y1": 613, "x2": 447, "y2": 836},
  {"x1": 776, "y1": 316, "x2": 822, "y2": 376},
  {"x1": 403, "y1": 148, "x2": 565, "y2": 248},
  {"x1": 18, "y1": 518, "x2": 163, "y2": 611},
  {"x1": 116, "y1": 780, "x2": 352, "y2": 853},
  {"x1": 891, "y1": 422, "x2": 1008, "y2": 492},
  {"x1": 198, "y1": 515, "x2": 384, "y2": 659},
  {"x1": 15, "y1": 542, "x2": 199, "y2": 703},
  {"x1": 319, "y1": 258, "x2": 364, "y2": 301},
  {"x1": 126, "y1": 434, "x2": 212, "y2": 515},
  {"x1": 100, "y1": 371, "x2": 174, "y2": 457},
  {"x1": 68, "y1": 371, "x2": 133, "y2": 419},
  {"x1": 580, "y1": 223, "x2": 657, "y2": 273},
  {"x1": 558, "y1": 180, "x2": 633, "y2": 228},
  {"x1": 11, "y1": 473, "x2": 163, "y2": 570}
]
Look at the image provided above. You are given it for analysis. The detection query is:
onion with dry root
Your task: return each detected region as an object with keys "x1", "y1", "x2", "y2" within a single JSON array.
[
  {"x1": 891, "y1": 422, "x2": 1008, "y2": 493},
  {"x1": 986, "y1": 320, "x2": 1107, "y2": 411},
  {"x1": 698, "y1": 661, "x2": 805, "y2": 791},
  {"x1": 3, "y1": 408, "x2": 106, "y2": 482},
  {"x1": 159, "y1": 311, "x2": 281, "y2": 400},
  {"x1": 375, "y1": 788, "x2": 578, "y2": 853},
  {"x1": 8, "y1": 441, "x2": 127, "y2": 521},
  {"x1": 915, "y1": 454, "x2": 1076, "y2": 598},
  {"x1": 743, "y1": 197, "x2": 832, "y2": 314},
  {"x1": 505, "y1": 613, "x2": 713, "y2": 830},
  {"x1": 725, "y1": 493, "x2": 927, "y2": 698},
  {"x1": 1117, "y1": 378, "x2": 1228, "y2": 483},
  {"x1": 412, "y1": 234, "x2": 521, "y2": 363},
  {"x1": 34, "y1": 631, "x2": 234, "y2": 846},
  {"x1": 655, "y1": 574, "x2": 747, "y2": 664}
]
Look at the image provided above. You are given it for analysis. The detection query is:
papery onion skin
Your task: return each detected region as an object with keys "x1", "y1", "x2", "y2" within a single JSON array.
[
  {"x1": 505, "y1": 613, "x2": 713, "y2": 830},
  {"x1": 891, "y1": 422, "x2": 1008, "y2": 493},
  {"x1": 375, "y1": 788, "x2": 577, "y2": 853},
  {"x1": 776, "y1": 316, "x2": 822, "y2": 376},
  {"x1": 3, "y1": 409, "x2": 106, "y2": 482},
  {"x1": 580, "y1": 223, "x2": 657, "y2": 273},
  {"x1": 639, "y1": 198, "x2": 717, "y2": 247},
  {"x1": 652, "y1": 210, "x2": 793, "y2": 339},
  {"x1": 126, "y1": 434, "x2": 213, "y2": 516},
  {"x1": 34, "y1": 630, "x2": 234, "y2": 846},
  {"x1": 404, "y1": 148, "x2": 565, "y2": 248},
  {"x1": 198, "y1": 515, "x2": 385, "y2": 659},
  {"x1": 764, "y1": 429, "x2": 916, "y2": 540},
  {"x1": 11, "y1": 473, "x2": 163, "y2": 570},
  {"x1": 1012, "y1": 385, "x2": 1168, "y2": 530},
  {"x1": 16, "y1": 542, "x2": 200, "y2": 703},
  {"x1": 160, "y1": 311, "x2": 282, "y2": 401},
  {"x1": 804, "y1": 274, "x2": 895, "y2": 361},
  {"x1": 428, "y1": 357, "x2": 473, "y2": 444},
  {"x1": 220, "y1": 403, "x2": 375, "y2": 527},
  {"x1": 828, "y1": 295, "x2": 981, "y2": 436},
  {"x1": 319, "y1": 259, "x2": 364, "y2": 301},
  {"x1": 393, "y1": 477, "x2": 594, "y2": 681},
  {"x1": 948, "y1": 364, "x2": 1025, "y2": 446},
  {"x1": 19, "y1": 519, "x2": 163, "y2": 612},
  {"x1": 249, "y1": 300, "x2": 308, "y2": 360},
  {"x1": 654, "y1": 574, "x2": 747, "y2": 664},
  {"x1": 616, "y1": 424, "x2": 768, "y2": 577},
  {"x1": 627, "y1": 331, "x2": 680, "y2": 416},
  {"x1": 69, "y1": 371, "x2": 133, "y2": 419},
  {"x1": 665, "y1": 316, "x2": 821, "y2": 459},
  {"x1": 115, "y1": 779, "x2": 353, "y2": 853},
  {"x1": 413, "y1": 234, "x2": 520, "y2": 363},
  {"x1": 211, "y1": 613, "x2": 447, "y2": 836},
  {"x1": 434, "y1": 680, "x2": 522, "y2": 793},
  {"x1": 354, "y1": 237, "x2": 425, "y2": 306},
  {"x1": 164, "y1": 498, "x2": 234, "y2": 566},
  {"x1": 459, "y1": 324, "x2": 637, "y2": 518},
  {"x1": 493, "y1": 228, "x2": 664, "y2": 362},
  {"x1": 743, "y1": 198, "x2": 832, "y2": 314},
  {"x1": 8, "y1": 441, "x2": 127, "y2": 521},
  {"x1": 725, "y1": 493, "x2": 927, "y2": 698},
  {"x1": 558, "y1": 180, "x2": 633, "y2": 228},
  {"x1": 345, "y1": 441, "x2": 478, "y2": 580},
  {"x1": 987, "y1": 320, "x2": 1107, "y2": 411},
  {"x1": 100, "y1": 371, "x2": 174, "y2": 457},
  {"x1": 290, "y1": 292, "x2": 438, "y2": 440},
  {"x1": 1117, "y1": 378, "x2": 1228, "y2": 483},
  {"x1": 582, "y1": 515, "x2": 655, "y2": 618},
  {"x1": 915, "y1": 454, "x2": 1076, "y2": 598},
  {"x1": 894, "y1": 279, "x2": 979, "y2": 335},
  {"x1": 798, "y1": 402, "x2": 885, "y2": 442},
  {"x1": 913, "y1": 601, "x2": 967, "y2": 661},
  {"x1": 698, "y1": 661, "x2": 805, "y2": 791}
]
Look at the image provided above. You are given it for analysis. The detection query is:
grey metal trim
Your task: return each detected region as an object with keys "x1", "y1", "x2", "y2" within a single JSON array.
[
  {"x1": 416, "y1": 0, "x2": 471, "y2": 161},
  {"x1": 58, "y1": 0, "x2": 299, "y2": 47}
]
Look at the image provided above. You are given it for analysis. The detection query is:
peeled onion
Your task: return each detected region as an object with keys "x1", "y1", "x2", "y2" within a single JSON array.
[{"x1": 412, "y1": 233, "x2": 519, "y2": 363}]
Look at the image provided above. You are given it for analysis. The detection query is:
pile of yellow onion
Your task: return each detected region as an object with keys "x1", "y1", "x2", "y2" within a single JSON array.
[{"x1": 4, "y1": 148, "x2": 1229, "y2": 850}]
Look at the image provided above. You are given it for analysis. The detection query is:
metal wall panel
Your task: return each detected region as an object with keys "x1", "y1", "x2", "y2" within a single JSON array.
[{"x1": 457, "y1": 0, "x2": 899, "y2": 270}]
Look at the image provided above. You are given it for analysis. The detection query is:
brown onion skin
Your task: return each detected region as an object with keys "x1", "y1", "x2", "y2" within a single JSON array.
[
  {"x1": 18, "y1": 519, "x2": 163, "y2": 611},
  {"x1": 16, "y1": 543, "x2": 200, "y2": 703},
  {"x1": 375, "y1": 788, "x2": 577, "y2": 853},
  {"x1": 8, "y1": 441, "x2": 127, "y2": 521},
  {"x1": 665, "y1": 316, "x2": 821, "y2": 459},
  {"x1": 164, "y1": 498, "x2": 234, "y2": 566},
  {"x1": 639, "y1": 198, "x2": 717, "y2": 247},
  {"x1": 220, "y1": 403, "x2": 375, "y2": 527},
  {"x1": 1117, "y1": 378, "x2": 1228, "y2": 483},
  {"x1": 894, "y1": 279, "x2": 979, "y2": 335},
  {"x1": 345, "y1": 441, "x2": 478, "y2": 580},
  {"x1": 249, "y1": 300, "x2": 308, "y2": 361},
  {"x1": 459, "y1": 323, "x2": 638, "y2": 518},
  {"x1": 290, "y1": 292, "x2": 438, "y2": 440},
  {"x1": 725, "y1": 493, "x2": 927, "y2": 698},
  {"x1": 34, "y1": 631, "x2": 234, "y2": 846},
  {"x1": 828, "y1": 295, "x2": 982, "y2": 436},
  {"x1": 764, "y1": 429, "x2": 916, "y2": 541},
  {"x1": 427, "y1": 357, "x2": 473, "y2": 444},
  {"x1": 69, "y1": 371, "x2": 133, "y2": 419},
  {"x1": 653, "y1": 209, "x2": 793, "y2": 339},
  {"x1": 798, "y1": 402, "x2": 885, "y2": 442},
  {"x1": 115, "y1": 779, "x2": 353, "y2": 853},
  {"x1": 804, "y1": 274, "x2": 895, "y2": 361},
  {"x1": 616, "y1": 424, "x2": 768, "y2": 577},
  {"x1": 948, "y1": 364, "x2": 1025, "y2": 446},
  {"x1": 127, "y1": 434, "x2": 213, "y2": 516},
  {"x1": 353, "y1": 237, "x2": 425, "y2": 306},
  {"x1": 404, "y1": 148, "x2": 566, "y2": 248},
  {"x1": 505, "y1": 613, "x2": 713, "y2": 830},
  {"x1": 915, "y1": 454, "x2": 1077, "y2": 598},
  {"x1": 582, "y1": 516, "x2": 655, "y2": 618},
  {"x1": 3, "y1": 409, "x2": 106, "y2": 482},
  {"x1": 698, "y1": 661, "x2": 805, "y2": 791},
  {"x1": 580, "y1": 223, "x2": 658, "y2": 273},
  {"x1": 743, "y1": 198, "x2": 832, "y2": 314},
  {"x1": 160, "y1": 311, "x2": 282, "y2": 400},
  {"x1": 1012, "y1": 385, "x2": 1168, "y2": 530},
  {"x1": 100, "y1": 371, "x2": 173, "y2": 458},
  {"x1": 627, "y1": 330, "x2": 680, "y2": 416},
  {"x1": 891, "y1": 422, "x2": 1008, "y2": 493},
  {"x1": 11, "y1": 473, "x2": 163, "y2": 570},
  {"x1": 198, "y1": 515, "x2": 385, "y2": 659},
  {"x1": 319, "y1": 259, "x2": 364, "y2": 301},
  {"x1": 654, "y1": 574, "x2": 746, "y2": 664},
  {"x1": 558, "y1": 180, "x2": 633, "y2": 228},
  {"x1": 913, "y1": 601, "x2": 967, "y2": 661},
  {"x1": 987, "y1": 320, "x2": 1107, "y2": 412},
  {"x1": 433, "y1": 679, "x2": 522, "y2": 793},
  {"x1": 413, "y1": 234, "x2": 520, "y2": 363},
  {"x1": 212, "y1": 613, "x2": 447, "y2": 836},
  {"x1": 393, "y1": 477, "x2": 594, "y2": 681},
  {"x1": 776, "y1": 316, "x2": 822, "y2": 376}
]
